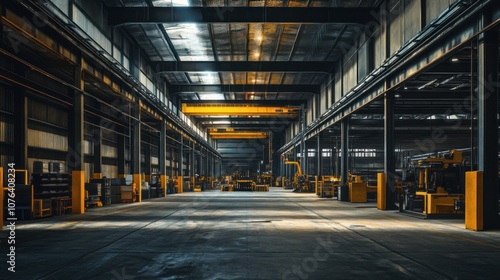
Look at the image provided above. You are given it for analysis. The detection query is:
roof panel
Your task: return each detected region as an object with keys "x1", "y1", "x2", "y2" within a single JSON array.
[
  {"x1": 186, "y1": 72, "x2": 221, "y2": 84},
  {"x1": 275, "y1": 24, "x2": 301, "y2": 61},
  {"x1": 163, "y1": 23, "x2": 214, "y2": 61}
]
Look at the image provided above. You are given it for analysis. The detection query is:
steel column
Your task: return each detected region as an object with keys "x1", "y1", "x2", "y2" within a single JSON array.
[
  {"x1": 117, "y1": 128, "x2": 126, "y2": 175},
  {"x1": 68, "y1": 64, "x2": 84, "y2": 172},
  {"x1": 477, "y1": 28, "x2": 499, "y2": 229},
  {"x1": 144, "y1": 141, "x2": 151, "y2": 177},
  {"x1": 93, "y1": 116, "x2": 102, "y2": 177},
  {"x1": 14, "y1": 93, "x2": 27, "y2": 170},
  {"x1": 132, "y1": 102, "x2": 141, "y2": 175},
  {"x1": 300, "y1": 104, "x2": 306, "y2": 174},
  {"x1": 182, "y1": 134, "x2": 187, "y2": 192},
  {"x1": 384, "y1": 93, "x2": 397, "y2": 209},
  {"x1": 70, "y1": 62, "x2": 84, "y2": 214},
  {"x1": 339, "y1": 118, "x2": 349, "y2": 201},
  {"x1": 317, "y1": 134, "x2": 322, "y2": 177},
  {"x1": 190, "y1": 141, "x2": 195, "y2": 190},
  {"x1": 132, "y1": 100, "x2": 142, "y2": 202},
  {"x1": 159, "y1": 122, "x2": 167, "y2": 196}
]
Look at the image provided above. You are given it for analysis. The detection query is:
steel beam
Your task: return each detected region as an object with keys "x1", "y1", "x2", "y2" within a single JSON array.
[
  {"x1": 154, "y1": 61, "x2": 333, "y2": 73},
  {"x1": 108, "y1": 7, "x2": 374, "y2": 26},
  {"x1": 169, "y1": 84, "x2": 320, "y2": 94},
  {"x1": 210, "y1": 131, "x2": 268, "y2": 139}
]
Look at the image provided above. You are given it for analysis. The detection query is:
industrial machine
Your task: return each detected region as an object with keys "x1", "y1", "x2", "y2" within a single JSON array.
[
  {"x1": 404, "y1": 150, "x2": 465, "y2": 216},
  {"x1": 317, "y1": 176, "x2": 341, "y2": 198},
  {"x1": 234, "y1": 177, "x2": 255, "y2": 191},
  {"x1": 193, "y1": 175, "x2": 209, "y2": 192},
  {"x1": 284, "y1": 160, "x2": 314, "y2": 192}
]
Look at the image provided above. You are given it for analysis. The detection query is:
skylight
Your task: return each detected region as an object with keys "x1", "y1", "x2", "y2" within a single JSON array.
[
  {"x1": 198, "y1": 93, "x2": 225, "y2": 100},
  {"x1": 157, "y1": 0, "x2": 221, "y2": 87}
]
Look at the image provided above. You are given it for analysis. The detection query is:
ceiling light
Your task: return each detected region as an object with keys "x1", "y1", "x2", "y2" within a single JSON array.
[
  {"x1": 451, "y1": 58, "x2": 459, "y2": 62},
  {"x1": 450, "y1": 83, "x2": 469, "y2": 91},
  {"x1": 257, "y1": 36, "x2": 263, "y2": 42},
  {"x1": 417, "y1": 79, "x2": 438, "y2": 90},
  {"x1": 254, "y1": 52, "x2": 260, "y2": 57}
]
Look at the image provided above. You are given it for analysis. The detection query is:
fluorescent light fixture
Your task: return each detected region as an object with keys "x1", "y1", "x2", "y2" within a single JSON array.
[
  {"x1": 450, "y1": 83, "x2": 469, "y2": 91},
  {"x1": 212, "y1": 121, "x2": 231, "y2": 125},
  {"x1": 451, "y1": 57, "x2": 459, "y2": 62},
  {"x1": 417, "y1": 79, "x2": 438, "y2": 90}
]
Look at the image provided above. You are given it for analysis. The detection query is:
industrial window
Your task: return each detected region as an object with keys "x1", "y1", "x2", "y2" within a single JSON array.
[{"x1": 351, "y1": 148, "x2": 376, "y2": 158}]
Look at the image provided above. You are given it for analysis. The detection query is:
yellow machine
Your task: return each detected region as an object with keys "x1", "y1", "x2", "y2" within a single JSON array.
[
  {"x1": 258, "y1": 173, "x2": 273, "y2": 186},
  {"x1": 234, "y1": 178, "x2": 255, "y2": 191},
  {"x1": 284, "y1": 160, "x2": 314, "y2": 192},
  {"x1": 193, "y1": 175, "x2": 209, "y2": 192},
  {"x1": 316, "y1": 176, "x2": 341, "y2": 198},
  {"x1": 405, "y1": 150, "x2": 465, "y2": 216}
]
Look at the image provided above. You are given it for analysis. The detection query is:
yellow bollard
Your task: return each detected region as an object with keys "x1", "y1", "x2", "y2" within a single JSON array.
[
  {"x1": 160, "y1": 175, "x2": 167, "y2": 197},
  {"x1": 465, "y1": 171, "x2": 483, "y2": 231},
  {"x1": 377, "y1": 173, "x2": 387, "y2": 210},
  {"x1": 133, "y1": 174, "x2": 142, "y2": 202},
  {"x1": 72, "y1": 170, "x2": 85, "y2": 214}
]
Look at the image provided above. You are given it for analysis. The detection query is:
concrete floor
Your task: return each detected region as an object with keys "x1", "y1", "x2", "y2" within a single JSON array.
[{"x1": 1, "y1": 188, "x2": 500, "y2": 279}]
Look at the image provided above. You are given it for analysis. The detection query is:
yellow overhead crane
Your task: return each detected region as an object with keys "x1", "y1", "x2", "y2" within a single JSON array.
[
  {"x1": 181, "y1": 103, "x2": 300, "y2": 117},
  {"x1": 209, "y1": 130, "x2": 268, "y2": 139}
]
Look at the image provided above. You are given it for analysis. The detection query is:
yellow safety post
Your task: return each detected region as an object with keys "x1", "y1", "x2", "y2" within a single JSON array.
[
  {"x1": 0, "y1": 167, "x2": 3, "y2": 229},
  {"x1": 72, "y1": 170, "x2": 85, "y2": 214},
  {"x1": 92, "y1": 173, "x2": 103, "y2": 179},
  {"x1": 465, "y1": 171, "x2": 483, "y2": 231},
  {"x1": 133, "y1": 174, "x2": 142, "y2": 202},
  {"x1": 377, "y1": 173, "x2": 387, "y2": 210},
  {"x1": 315, "y1": 176, "x2": 319, "y2": 196},
  {"x1": 160, "y1": 175, "x2": 167, "y2": 197}
]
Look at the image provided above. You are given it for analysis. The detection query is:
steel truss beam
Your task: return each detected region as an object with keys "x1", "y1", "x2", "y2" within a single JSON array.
[
  {"x1": 169, "y1": 84, "x2": 320, "y2": 94},
  {"x1": 153, "y1": 61, "x2": 333, "y2": 73},
  {"x1": 108, "y1": 7, "x2": 374, "y2": 26}
]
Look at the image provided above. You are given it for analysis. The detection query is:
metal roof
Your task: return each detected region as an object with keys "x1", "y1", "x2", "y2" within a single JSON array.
[{"x1": 101, "y1": 0, "x2": 382, "y2": 131}]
